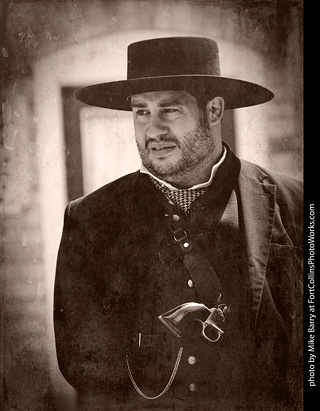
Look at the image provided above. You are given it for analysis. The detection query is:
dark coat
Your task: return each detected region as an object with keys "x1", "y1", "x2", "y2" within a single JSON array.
[{"x1": 54, "y1": 149, "x2": 303, "y2": 411}]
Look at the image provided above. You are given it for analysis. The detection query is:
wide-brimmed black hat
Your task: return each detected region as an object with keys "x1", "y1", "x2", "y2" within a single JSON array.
[{"x1": 75, "y1": 37, "x2": 274, "y2": 111}]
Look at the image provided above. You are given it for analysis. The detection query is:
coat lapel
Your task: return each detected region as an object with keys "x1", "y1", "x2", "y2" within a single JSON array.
[{"x1": 238, "y1": 161, "x2": 277, "y2": 330}]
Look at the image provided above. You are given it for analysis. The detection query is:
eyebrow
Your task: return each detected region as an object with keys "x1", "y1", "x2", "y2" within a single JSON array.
[
  {"x1": 130, "y1": 98, "x2": 184, "y2": 109},
  {"x1": 130, "y1": 102, "x2": 147, "y2": 108},
  {"x1": 158, "y1": 99, "x2": 183, "y2": 107}
]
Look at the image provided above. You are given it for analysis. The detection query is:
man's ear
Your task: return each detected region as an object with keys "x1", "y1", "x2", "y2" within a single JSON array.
[{"x1": 205, "y1": 96, "x2": 225, "y2": 127}]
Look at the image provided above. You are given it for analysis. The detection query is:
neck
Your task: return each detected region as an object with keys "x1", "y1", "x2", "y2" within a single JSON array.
[{"x1": 165, "y1": 143, "x2": 224, "y2": 189}]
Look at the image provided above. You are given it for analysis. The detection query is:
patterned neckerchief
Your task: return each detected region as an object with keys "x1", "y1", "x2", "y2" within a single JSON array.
[{"x1": 149, "y1": 176, "x2": 209, "y2": 214}]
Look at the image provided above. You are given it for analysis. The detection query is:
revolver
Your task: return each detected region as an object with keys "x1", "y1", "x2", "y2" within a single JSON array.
[{"x1": 158, "y1": 302, "x2": 229, "y2": 343}]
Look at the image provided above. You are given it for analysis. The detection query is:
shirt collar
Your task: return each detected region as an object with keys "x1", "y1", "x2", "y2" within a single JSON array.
[{"x1": 140, "y1": 146, "x2": 227, "y2": 191}]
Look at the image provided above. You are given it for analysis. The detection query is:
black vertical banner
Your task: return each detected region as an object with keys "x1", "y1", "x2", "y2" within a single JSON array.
[
  {"x1": 303, "y1": 7, "x2": 317, "y2": 404},
  {"x1": 304, "y1": 201, "x2": 317, "y2": 407}
]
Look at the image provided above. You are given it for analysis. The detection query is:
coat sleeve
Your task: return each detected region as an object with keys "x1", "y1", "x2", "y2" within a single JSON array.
[{"x1": 53, "y1": 202, "x2": 127, "y2": 394}]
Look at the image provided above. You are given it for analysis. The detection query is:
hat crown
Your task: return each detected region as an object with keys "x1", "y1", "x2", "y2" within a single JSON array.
[
  {"x1": 75, "y1": 36, "x2": 274, "y2": 110},
  {"x1": 127, "y1": 37, "x2": 221, "y2": 80}
]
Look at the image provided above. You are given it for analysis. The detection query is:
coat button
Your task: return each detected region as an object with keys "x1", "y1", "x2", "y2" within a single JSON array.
[
  {"x1": 188, "y1": 356, "x2": 196, "y2": 365},
  {"x1": 187, "y1": 279, "x2": 194, "y2": 288},
  {"x1": 103, "y1": 297, "x2": 111, "y2": 310},
  {"x1": 189, "y1": 383, "x2": 197, "y2": 392},
  {"x1": 172, "y1": 214, "x2": 180, "y2": 221}
]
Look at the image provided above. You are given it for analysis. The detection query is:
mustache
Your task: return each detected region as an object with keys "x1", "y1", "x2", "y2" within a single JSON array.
[{"x1": 145, "y1": 136, "x2": 180, "y2": 149}]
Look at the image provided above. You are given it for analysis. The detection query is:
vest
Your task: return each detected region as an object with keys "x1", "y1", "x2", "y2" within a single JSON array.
[{"x1": 120, "y1": 148, "x2": 254, "y2": 410}]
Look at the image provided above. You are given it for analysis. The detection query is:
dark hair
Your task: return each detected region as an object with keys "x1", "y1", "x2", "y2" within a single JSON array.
[
  {"x1": 188, "y1": 89, "x2": 223, "y2": 127},
  {"x1": 187, "y1": 84, "x2": 215, "y2": 113},
  {"x1": 194, "y1": 94, "x2": 212, "y2": 113}
]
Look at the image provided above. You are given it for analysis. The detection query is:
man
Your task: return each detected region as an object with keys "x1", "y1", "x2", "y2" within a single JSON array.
[{"x1": 54, "y1": 37, "x2": 303, "y2": 410}]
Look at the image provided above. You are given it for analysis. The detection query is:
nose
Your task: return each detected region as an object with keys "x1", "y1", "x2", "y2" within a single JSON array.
[{"x1": 146, "y1": 115, "x2": 168, "y2": 140}]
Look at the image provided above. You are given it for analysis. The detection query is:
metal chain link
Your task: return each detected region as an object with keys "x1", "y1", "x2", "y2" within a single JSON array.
[{"x1": 125, "y1": 347, "x2": 184, "y2": 400}]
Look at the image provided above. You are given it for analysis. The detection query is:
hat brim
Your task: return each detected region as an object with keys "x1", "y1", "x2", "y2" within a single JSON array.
[{"x1": 75, "y1": 75, "x2": 274, "y2": 111}]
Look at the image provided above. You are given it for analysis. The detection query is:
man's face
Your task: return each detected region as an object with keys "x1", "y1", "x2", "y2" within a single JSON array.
[{"x1": 131, "y1": 90, "x2": 216, "y2": 181}]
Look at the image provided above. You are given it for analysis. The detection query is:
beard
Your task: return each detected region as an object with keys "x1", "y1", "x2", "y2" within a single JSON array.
[{"x1": 136, "y1": 119, "x2": 216, "y2": 182}]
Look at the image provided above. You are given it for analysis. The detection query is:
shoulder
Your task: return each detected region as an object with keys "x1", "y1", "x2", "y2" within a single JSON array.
[
  {"x1": 239, "y1": 159, "x2": 303, "y2": 239},
  {"x1": 239, "y1": 158, "x2": 303, "y2": 245},
  {"x1": 65, "y1": 171, "x2": 141, "y2": 223},
  {"x1": 239, "y1": 158, "x2": 302, "y2": 201}
]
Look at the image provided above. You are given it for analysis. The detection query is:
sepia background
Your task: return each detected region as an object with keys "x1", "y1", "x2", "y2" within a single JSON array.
[{"x1": 0, "y1": 0, "x2": 303, "y2": 410}]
